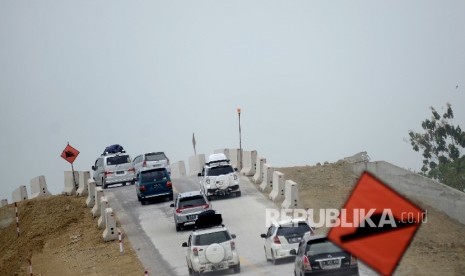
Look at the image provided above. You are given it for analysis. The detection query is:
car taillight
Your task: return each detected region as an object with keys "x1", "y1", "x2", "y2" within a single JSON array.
[
  {"x1": 303, "y1": 255, "x2": 311, "y2": 271},
  {"x1": 350, "y1": 255, "x2": 357, "y2": 265},
  {"x1": 139, "y1": 186, "x2": 146, "y2": 192},
  {"x1": 273, "y1": 236, "x2": 281, "y2": 244},
  {"x1": 203, "y1": 204, "x2": 209, "y2": 209},
  {"x1": 142, "y1": 161, "x2": 147, "y2": 167},
  {"x1": 230, "y1": 241, "x2": 235, "y2": 250},
  {"x1": 128, "y1": 168, "x2": 135, "y2": 173},
  {"x1": 104, "y1": 171, "x2": 113, "y2": 176},
  {"x1": 176, "y1": 208, "x2": 183, "y2": 213},
  {"x1": 193, "y1": 247, "x2": 198, "y2": 256},
  {"x1": 166, "y1": 181, "x2": 172, "y2": 188}
]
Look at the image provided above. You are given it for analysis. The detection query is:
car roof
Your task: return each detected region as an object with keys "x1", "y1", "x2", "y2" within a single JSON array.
[
  {"x1": 192, "y1": 225, "x2": 228, "y2": 235},
  {"x1": 272, "y1": 218, "x2": 309, "y2": 227},
  {"x1": 144, "y1": 151, "x2": 166, "y2": 156},
  {"x1": 178, "y1": 190, "x2": 203, "y2": 198},
  {"x1": 303, "y1": 234, "x2": 327, "y2": 243},
  {"x1": 139, "y1": 167, "x2": 168, "y2": 173}
]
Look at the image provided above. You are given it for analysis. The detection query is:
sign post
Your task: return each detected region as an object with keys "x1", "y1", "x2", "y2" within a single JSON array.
[
  {"x1": 192, "y1": 133, "x2": 197, "y2": 156},
  {"x1": 61, "y1": 143, "x2": 80, "y2": 189}
]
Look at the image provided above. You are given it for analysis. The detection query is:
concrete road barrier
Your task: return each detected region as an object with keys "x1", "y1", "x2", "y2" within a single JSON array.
[
  {"x1": 253, "y1": 157, "x2": 266, "y2": 184},
  {"x1": 170, "y1": 161, "x2": 186, "y2": 179},
  {"x1": 30, "y1": 175, "x2": 51, "y2": 199},
  {"x1": 77, "y1": 171, "x2": 91, "y2": 196},
  {"x1": 269, "y1": 171, "x2": 285, "y2": 202},
  {"x1": 86, "y1": 179, "x2": 96, "y2": 208},
  {"x1": 228, "y1": 148, "x2": 241, "y2": 171},
  {"x1": 259, "y1": 164, "x2": 274, "y2": 192},
  {"x1": 281, "y1": 180, "x2": 299, "y2": 209},
  {"x1": 12, "y1": 186, "x2": 28, "y2": 203},
  {"x1": 240, "y1": 150, "x2": 257, "y2": 176},
  {"x1": 214, "y1": 149, "x2": 230, "y2": 159},
  {"x1": 188, "y1": 154, "x2": 206, "y2": 176},
  {"x1": 91, "y1": 187, "x2": 104, "y2": 217},
  {"x1": 98, "y1": 196, "x2": 110, "y2": 229},
  {"x1": 0, "y1": 199, "x2": 7, "y2": 207},
  {"x1": 102, "y1": 207, "x2": 118, "y2": 241},
  {"x1": 62, "y1": 171, "x2": 79, "y2": 196}
]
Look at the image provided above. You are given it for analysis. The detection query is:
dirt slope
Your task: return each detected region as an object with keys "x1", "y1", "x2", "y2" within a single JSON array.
[
  {"x1": 0, "y1": 196, "x2": 145, "y2": 276},
  {"x1": 278, "y1": 161, "x2": 465, "y2": 276}
]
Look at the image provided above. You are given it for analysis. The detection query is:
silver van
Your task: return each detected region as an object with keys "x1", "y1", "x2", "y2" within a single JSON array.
[{"x1": 92, "y1": 153, "x2": 136, "y2": 189}]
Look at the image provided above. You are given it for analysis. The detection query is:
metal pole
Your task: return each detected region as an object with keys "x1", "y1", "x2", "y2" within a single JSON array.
[
  {"x1": 71, "y1": 163, "x2": 78, "y2": 190},
  {"x1": 238, "y1": 108, "x2": 242, "y2": 170}
]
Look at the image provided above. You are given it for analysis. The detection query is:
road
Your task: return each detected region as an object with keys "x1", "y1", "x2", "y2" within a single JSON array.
[{"x1": 105, "y1": 175, "x2": 378, "y2": 276}]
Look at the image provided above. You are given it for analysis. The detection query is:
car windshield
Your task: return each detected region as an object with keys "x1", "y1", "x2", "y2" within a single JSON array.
[
  {"x1": 145, "y1": 152, "x2": 166, "y2": 162},
  {"x1": 179, "y1": 195, "x2": 206, "y2": 208},
  {"x1": 277, "y1": 222, "x2": 311, "y2": 236},
  {"x1": 140, "y1": 169, "x2": 168, "y2": 183},
  {"x1": 106, "y1": 155, "x2": 131, "y2": 165},
  {"x1": 206, "y1": 165, "x2": 234, "y2": 176},
  {"x1": 306, "y1": 240, "x2": 343, "y2": 256},
  {"x1": 194, "y1": 230, "x2": 231, "y2": 246}
]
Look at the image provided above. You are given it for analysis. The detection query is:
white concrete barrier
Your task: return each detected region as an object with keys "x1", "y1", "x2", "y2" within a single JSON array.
[
  {"x1": 86, "y1": 179, "x2": 96, "y2": 208},
  {"x1": 0, "y1": 199, "x2": 7, "y2": 207},
  {"x1": 62, "y1": 171, "x2": 79, "y2": 196},
  {"x1": 12, "y1": 186, "x2": 28, "y2": 203},
  {"x1": 102, "y1": 207, "x2": 118, "y2": 241},
  {"x1": 30, "y1": 175, "x2": 51, "y2": 199},
  {"x1": 77, "y1": 171, "x2": 91, "y2": 196},
  {"x1": 259, "y1": 164, "x2": 274, "y2": 191},
  {"x1": 228, "y1": 148, "x2": 241, "y2": 171},
  {"x1": 214, "y1": 148, "x2": 230, "y2": 159},
  {"x1": 188, "y1": 154, "x2": 206, "y2": 176},
  {"x1": 281, "y1": 180, "x2": 299, "y2": 209},
  {"x1": 240, "y1": 150, "x2": 257, "y2": 176},
  {"x1": 352, "y1": 161, "x2": 465, "y2": 225},
  {"x1": 269, "y1": 171, "x2": 285, "y2": 201},
  {"x1": 98, "y1": 196, "x2": 110, "y2": 229},
  {"x1": 253, "y1": 157, "x2": 266, "y2": 184},
  {"x1": 91, "y1": 187, "x2": 104, "y2": 217},
  {"x1": 170, "y1": 161, "x2": 187, "y2": 179}
]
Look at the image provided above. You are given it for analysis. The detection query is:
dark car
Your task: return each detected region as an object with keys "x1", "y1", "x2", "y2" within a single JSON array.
[
  {"x1": 291, "y1": 234, "x2": 359, "y2": 276},
  {"x1": 135, "y1": 167, "x2": 173, "y2": 205}
]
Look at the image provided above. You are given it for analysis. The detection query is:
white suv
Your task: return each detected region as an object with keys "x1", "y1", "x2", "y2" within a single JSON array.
[
  {"x1": 182, "y1": 212, "x2": 240, "y2": 275},
  {"x1": 199, "y1": 153, "x2": 241, "y2": 199}
]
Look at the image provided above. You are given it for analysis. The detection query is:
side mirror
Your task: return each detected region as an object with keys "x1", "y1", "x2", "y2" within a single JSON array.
[
  {"x1": 290, "y1": 249, "x2": 297, "y2": 256},
  {"x1": 91, "y1": 166, "x2": 96, "y2": 171},
  {"x1": 182, "y1": 242, "x2": 188, "y2": 247},
  {"x1": 260, "y1": 234, "x2": 267, "y2": 238},
  {"x1": 197, "y1": 173, "x2": 202, "y2": 177},
  {"x1": 170, "y1": 203, "x2": 174, "y2": 207},
  {"x1": 234, "y1": 168, "x2": 238, "y2": 172},
  {"x1": 231, "y1": 234, "x2": 236, "y2": 239}
]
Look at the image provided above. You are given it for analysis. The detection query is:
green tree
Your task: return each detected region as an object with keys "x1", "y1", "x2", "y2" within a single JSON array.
[{"x1": 408, "y1": 103, "x2": 465, "y2": 191}]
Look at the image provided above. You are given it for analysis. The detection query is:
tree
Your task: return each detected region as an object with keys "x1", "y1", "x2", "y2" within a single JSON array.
[{"x1": 408, "y1": 103, "x2": 465, "y2": 191}]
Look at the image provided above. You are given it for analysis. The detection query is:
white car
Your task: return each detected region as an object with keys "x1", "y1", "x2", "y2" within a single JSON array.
[
  {"x1": 261, "y1": 218, "x2": 314, "y2": 264},
  {"x1": 92, "y1": 152, "x2": 136, "y2": 189},
  {"x1": 182, "y1": 211, "x2": 240, "y2": 275},
  {"x1": 133, "y1": 152, "x2": 170, "y2": 174},
  {"x1": 199, "y1": 153, "x2": 241, "y2": 199}
]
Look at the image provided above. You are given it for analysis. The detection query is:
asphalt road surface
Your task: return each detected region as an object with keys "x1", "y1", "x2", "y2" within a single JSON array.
[{"x1": 105, "y1": 175, "x2": 378, "y2": 276}]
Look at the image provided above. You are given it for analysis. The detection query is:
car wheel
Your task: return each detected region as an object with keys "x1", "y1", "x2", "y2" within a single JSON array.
[
  {"x1": 102, "y1": 179, "x2": 107, "y2": 189},
  {"x1": 137, "y1": 195, "x2": 141, "y2": 202},
  {"x1": 272, "y1": 251, "x2": 278, "y2": 265},
  {"x1": 235, "y1": 191, "x2": 241, "y2": 197},
  {"x1": 264, "y1": 247, "x2": 269, "y2": 261},
  {"x1": 122, "y1": 182, "x2": 127, "y2": 186},
  {"x1": 141, "y1": 199, "x2": 146, "y2": 205},
  {"x1": 193, "y1": 271, "x2": 200, "y2": 276},
  {"x1": 168, "y1": 194, "x2": 174, "y2": 201},
  {"x1": 233, "y1": 264, "x2": 240, "y2": 273},
  {"x1": 175, "y1": 223, "x2": 182, "y2": 232}
]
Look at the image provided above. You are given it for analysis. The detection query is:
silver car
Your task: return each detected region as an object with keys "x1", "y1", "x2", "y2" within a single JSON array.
[
  {"x1": 133, "y1": 152, "x2": 170, "y2": 174},
  {"x1": 170, "y1": 191, "x2": 211, "y2": 231},
  {"x1": 92, "y1": 153, "x2": 136, "y2": 189}
]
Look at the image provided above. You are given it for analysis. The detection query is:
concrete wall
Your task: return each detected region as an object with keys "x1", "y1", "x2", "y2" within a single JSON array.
[
  {"x1": 269, "y1": 171, "x2": 285, "y2": 202},
  {"x1": 252, "y1": 157, "x2": 266, "y2": 184},
  {"x1": 259, "y1": 164, "x2": 274, "y2": 192},
  {"x1": 282, "y1": 180, "x2": 299, "y2": 209},
  {"x1": 0, "y1": 199, "x2": 8, "y2": 208},
  {"x1": 170, "y1": 161, "x2": 187, "y2": 179},
  {"x1": 351, "y1": 161, "x2": 465, "y2": 225},
  {"x1": 188, "y1": 154, "x2": 206, "y2": 176},
  {"x1": 30, "y1": 175, "x2": 51, "y2": 199},
  {"x1": 228, "y1": 148, "x2": 241, "y2": 171},
  {"x1": 63, "y1": 171, "x2": 79, "y2": 196},
  {"x1": 77, "y1": 171, "x2": 91, "y2": 196},
  {"x1": 240, "y1": 150, "x2": 257, "y2": 176},
  {"x1": 12, "y1": 185, "x2": 28, "y2": 203},
  {"x1": 92, "y1": 187, "x2": 104, "y2": 217}
]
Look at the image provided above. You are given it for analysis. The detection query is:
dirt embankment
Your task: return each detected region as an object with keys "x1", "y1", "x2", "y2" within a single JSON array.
[
  {"x1": 0, "y1": 196, "x2": 145, "y2": 276},
  {"x1": 277, "y1": 161, "x2": 465, "y2": 276}
]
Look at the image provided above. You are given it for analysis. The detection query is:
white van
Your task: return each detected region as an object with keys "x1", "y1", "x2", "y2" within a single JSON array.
[{"x1": 199, "y1": 153, "x2": 241, "y2": 199}]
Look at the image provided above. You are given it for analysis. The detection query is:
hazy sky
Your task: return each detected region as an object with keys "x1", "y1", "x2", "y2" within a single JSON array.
[{"x1": 1, "y1": 1, "x2": 464, "y2": 201}]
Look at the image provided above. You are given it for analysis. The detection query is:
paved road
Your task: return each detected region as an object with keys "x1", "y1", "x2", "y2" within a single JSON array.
[{"x1": 105, "y1": 176, "x2": 378, "y2": 276}]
